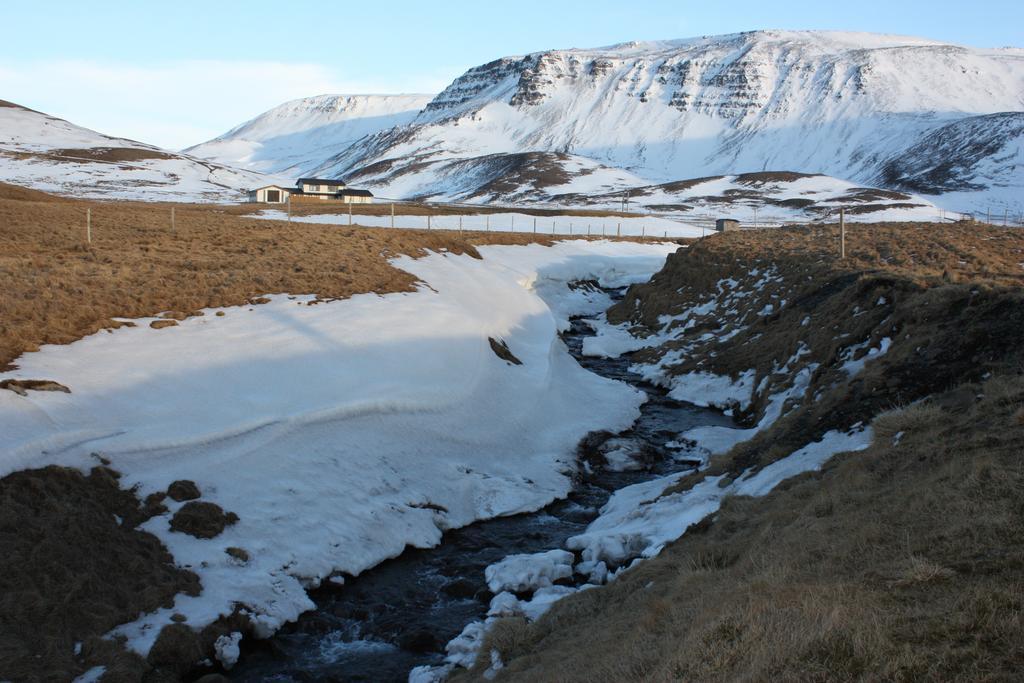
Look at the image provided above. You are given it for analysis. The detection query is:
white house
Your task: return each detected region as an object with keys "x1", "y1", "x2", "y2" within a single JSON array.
[
  {"x1": 337, "y1": 188, "x2": 374, "y2": 204},
  {"x1": 248, "y1": 178, "x2": 374, "y2": 204},
  {"x1": 248, "y1": 185, "x2": 292, "y2": 204},
  {"x1": 298, "y1": 178, "x2": 348, "y2": 199}
]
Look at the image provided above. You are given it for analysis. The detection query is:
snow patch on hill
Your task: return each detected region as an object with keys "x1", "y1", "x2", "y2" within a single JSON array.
[
  {"x1": 0, "y1": 100, "x2": 278, "y2": 202},
  {"x1": 185, "y1": 94, "x2": 433, "y2": 176},
  {"x1": 876, "y1": 112, "x2": 1024, "y2": 215}
]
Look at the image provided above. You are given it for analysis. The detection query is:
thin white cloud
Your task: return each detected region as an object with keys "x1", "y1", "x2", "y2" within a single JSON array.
[{"x1": 0, "y1": 59, "x2": 451, "y2": 150}]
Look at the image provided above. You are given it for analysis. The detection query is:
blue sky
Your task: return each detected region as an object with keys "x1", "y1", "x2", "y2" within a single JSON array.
[{"x1": 1, "y1": 0, "x2": 1020, "y2": 148}]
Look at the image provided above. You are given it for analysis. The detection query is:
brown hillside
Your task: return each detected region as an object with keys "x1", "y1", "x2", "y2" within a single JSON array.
[
  {"x1": 457, "y1": 223, "x2": 1024, "y2": 682},
  {"x1": 0, "y1": 181, "x2": 67, "y2": 202}
]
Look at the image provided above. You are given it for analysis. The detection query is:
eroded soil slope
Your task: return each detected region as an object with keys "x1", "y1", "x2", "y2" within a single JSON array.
[{"x1": 459, "y1": 224, "x2": 1024, "y2": 681}]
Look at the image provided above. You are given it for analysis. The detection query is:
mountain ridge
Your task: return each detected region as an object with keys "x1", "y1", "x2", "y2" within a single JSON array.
[{"x1": 286, "y1": 30, "x2": 1020, "y2": 214}]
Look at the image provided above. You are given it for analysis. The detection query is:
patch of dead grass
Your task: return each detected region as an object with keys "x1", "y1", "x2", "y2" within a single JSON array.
[{"x1": 0, "y1": 466, "x2": 199, "y2": 682}]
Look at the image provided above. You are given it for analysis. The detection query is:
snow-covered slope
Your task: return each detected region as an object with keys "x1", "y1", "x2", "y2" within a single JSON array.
[
  {"x1": 555, "y1": 171, "x2": 947, "y2": 223},
  {"x1": 303, "y1": 31, "x2": 1023, "y2": 213},
  {"x1": 184, "y1": 94, "x2": 433, "y2": 176},
  {"x1": 0, "y1": 99, "x2": 277, "y2": 202},
  {"x1": 875, "y1": 112, "x2": 1024, "y2": 215}
]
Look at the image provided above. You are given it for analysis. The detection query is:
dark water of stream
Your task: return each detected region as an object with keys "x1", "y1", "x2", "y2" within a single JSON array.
[{"x1": 223, "y1": 291, "x2": 733, "y2": 683}]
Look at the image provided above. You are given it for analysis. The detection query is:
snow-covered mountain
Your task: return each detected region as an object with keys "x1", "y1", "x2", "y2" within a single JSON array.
[
  {"x1": 293, "y1": 30, "x2": 1022, "y2": 214},
  {"x1": 184, "y1": 94, "x2": 433, "y2": 176},
  {"x1": 0, "y1": 99, "x2": 277, "y2": 202}
]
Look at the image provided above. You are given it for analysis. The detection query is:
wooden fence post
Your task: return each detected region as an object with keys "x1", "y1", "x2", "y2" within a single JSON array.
[
  {"x1": 533, "y1": 217, "x2": 537, "y2": 234},
  {"x1": 391, "y1": 202, "x2": 395, "y2": 228},
  {"x1": 171, "y1": 206, "x2": 175, "y2": 231},
  {"x1": 287, "y1": 196, "x2": 292, "y2": 222},
  {"x1": 86, "y1": 208, "x2": 92, "y2": 244},
  {"x1": 840, "y1": 208, "x2": 846, "y2": 259},
  {"x1": 348, "y1": 200, "x2": 353, "y2": 226},
  {"x1": 486, "y1": 214, "x2": 490, "y2": 231},
  {"x1": 427, "y1": 212, "x2": 432, "y2": 230}
]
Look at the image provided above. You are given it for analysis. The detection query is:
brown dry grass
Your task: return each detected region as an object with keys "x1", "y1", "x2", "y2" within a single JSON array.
[
  {"x1": 0, "y1": 182, "x2": 580, "y2": 371},
  {"x1": 700, "y1": 223, "x2": 1024, "y2": 287},
  {"x1": 464, "y1": 375, "x2": 1024, "y2": 682},
  {"x1": 0, "y1": 465, "x2": 199, "y2": 682},
  {"x1": 49, "y1": 147, "x2": 176, "y2": 163}
]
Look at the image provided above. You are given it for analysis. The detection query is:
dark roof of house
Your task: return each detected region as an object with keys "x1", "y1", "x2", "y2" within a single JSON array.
[
  {"x1": 339, "y1": 189, "x2": 374, "y2": 197},
  {"x1": 297, "y1": 178, "x2": 347, "y2": 186}
]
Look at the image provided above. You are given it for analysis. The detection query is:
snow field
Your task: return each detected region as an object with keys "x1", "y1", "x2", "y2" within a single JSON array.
[{"x1": 0, "y1": 239, "x2": 677, "y2": 658}]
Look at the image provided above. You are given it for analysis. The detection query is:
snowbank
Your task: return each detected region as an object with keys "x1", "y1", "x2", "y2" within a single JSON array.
[
  {"x1": 666, "y1": 369, "x2": 757, "y2": 411},
  {"x1": 568, "y1": 427, "x2": 872, "y2": 567},
  {"x1": 484, "y1": 550, "x2": 575, "y2": 593},
  {"x1": 674, "y1": 365, "x2": 817, "y2": 460},
  {"x1": 0, "y1": 239, "x2": 677, "y2": 653}
]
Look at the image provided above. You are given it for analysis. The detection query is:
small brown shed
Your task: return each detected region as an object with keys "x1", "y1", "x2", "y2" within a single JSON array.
[{"x1": 716, "y1": 219, "x2": 741, "y2": 232}]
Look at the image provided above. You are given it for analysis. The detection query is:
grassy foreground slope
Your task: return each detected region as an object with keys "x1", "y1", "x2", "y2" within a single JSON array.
[{"x1": 460, "y1": 224, "x2": 1024, "y2": 682}]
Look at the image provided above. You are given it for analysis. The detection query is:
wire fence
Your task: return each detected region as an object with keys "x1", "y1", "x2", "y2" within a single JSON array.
[
  {"x1": 270, "y1": 195, "x2": 1024, "y2": 236},
  {"x1": 272, "y1": 196, "x2": 706, "y2": 239},
  {"x1": 67, "y1": 196, "x2": 1024, "y2": 248}
]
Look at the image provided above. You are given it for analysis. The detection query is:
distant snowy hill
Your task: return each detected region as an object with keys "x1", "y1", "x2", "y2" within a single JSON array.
[
  {"x1": 875, "y1": 112, "x2": 1024, "y2": 217},
  {"x1": 271, "y1": 30, "x2": 1019, "y2": 215},
  {"x1": 184, "y1": 94, "x2": 434, "y2": 176},
  {"x1": 0, "y1": 99, "x2": 277, "y2": 202}
]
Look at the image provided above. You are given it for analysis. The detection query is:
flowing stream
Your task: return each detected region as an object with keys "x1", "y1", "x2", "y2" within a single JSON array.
[{"x1": 222, "y1": 288, "x2": 732, "y2": 682}]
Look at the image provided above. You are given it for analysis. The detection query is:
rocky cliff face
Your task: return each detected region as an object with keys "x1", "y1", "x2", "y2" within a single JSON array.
[{"x1": 311, "y1": 31, "x2": 1023, "y2": 213}]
